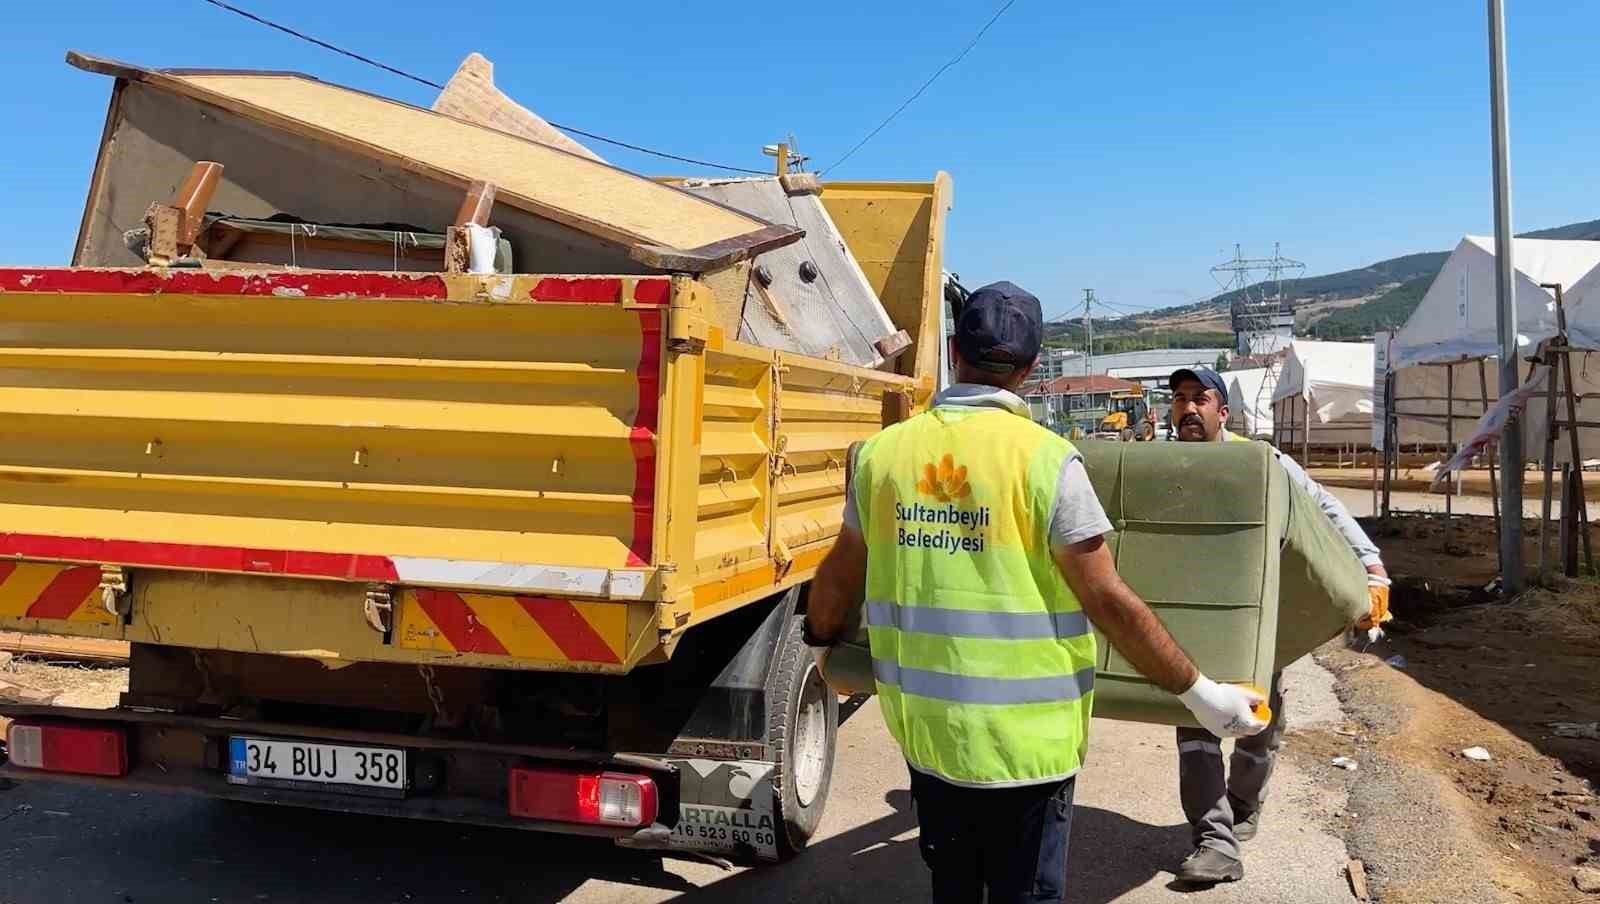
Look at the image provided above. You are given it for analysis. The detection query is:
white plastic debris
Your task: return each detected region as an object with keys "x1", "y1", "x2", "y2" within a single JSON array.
[
  {"x1": 1461, "y1": 746, "x2": 1493, "y2": 762},
  {"x1": 1331, "y1": 756, "x2": 1359, "y2": 771},
  {"x1": 466, "y1": 224, "x2": 499, "y2": 274},
  {"x1": 1385, "y1": 654, "x2": 1408, "y2": 670}
]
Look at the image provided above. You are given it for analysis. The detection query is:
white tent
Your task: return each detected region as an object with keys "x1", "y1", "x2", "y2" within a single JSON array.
[
  {"x1": 1386, "y1": 236, "x2": 1600, "y2": 456},
  {"x1": 1226, "y1": 368, "x2": 1274, "y2": 438},
  {"x1": 1390, "y1": 236, "x2": 1600, "y2": 369},
  {"x1": 1554, "y1": 254, "x2": 1600, "y2": 350},
  {"x1": 1272, "y1": 340, "x2": 1374, "y2": 448}
]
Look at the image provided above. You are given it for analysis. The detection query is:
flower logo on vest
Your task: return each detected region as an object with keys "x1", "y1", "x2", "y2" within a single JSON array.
[{"x1": 917, "y1": 454, "x2": 971, "y2": 503}]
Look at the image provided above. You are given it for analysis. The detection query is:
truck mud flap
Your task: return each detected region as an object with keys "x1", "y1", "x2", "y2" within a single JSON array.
[{"x1": 658, "y1": 758, "x2": 782, "y2": 862}]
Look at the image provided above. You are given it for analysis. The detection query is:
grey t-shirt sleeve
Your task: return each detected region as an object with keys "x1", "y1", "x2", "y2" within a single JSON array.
[
  {"x1": 1049, "y1": 455, "x2": 1114, "y2": 551},
  {"x1": 1274, "y1": 449, "x2": 1383, "y2": 568},
  {"x1": 842, "y1": 476, "x2": 863, "y2": 532}
]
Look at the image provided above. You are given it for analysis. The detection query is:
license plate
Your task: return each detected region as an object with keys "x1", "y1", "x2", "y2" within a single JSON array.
[{"x1": 227, "y1": 737, "x2": 406, "y2": 793}]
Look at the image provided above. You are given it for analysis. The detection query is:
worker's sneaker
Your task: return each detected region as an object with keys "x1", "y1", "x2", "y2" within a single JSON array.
[
  {"x1": 1175, "y1": 847, "x2": 1244, "y2": 885},
  {"x1": 1233, "y1": 807, "x2": 1262, "y2": 842}
]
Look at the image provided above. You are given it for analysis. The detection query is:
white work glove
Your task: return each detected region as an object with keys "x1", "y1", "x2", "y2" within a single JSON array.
[{"x1": 1179, "y1": 674, "x2": 1269, "y2": 738}]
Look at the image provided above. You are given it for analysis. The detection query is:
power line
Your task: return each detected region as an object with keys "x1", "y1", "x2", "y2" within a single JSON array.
[
  {"x1": 201, "y1": 0, "x2": 441, "y2": 89},
  {"x1": 199, "y1": 0, "x2": 770, "y2": 175},
  {"x1": 818, "y1": 0, "x2": 1019, "y2": 174},
  {"x1": 1091, "y1": 297, "x2": 1153, "y2": 318},
  {"x1": 1046, "y1": 294, "x2": 1146, "y2": 322},
  {"x1": 543, "y1": 124, "x2": 768, "y2": 175}
]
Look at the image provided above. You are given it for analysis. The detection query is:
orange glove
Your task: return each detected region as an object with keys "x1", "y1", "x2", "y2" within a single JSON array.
[
  {"x1": 1357, "y1": 574, "x2": 1392, "y2": 631},
  {"x1": 1240, "y1": 683, "x2": 1273, "y2": 725}
]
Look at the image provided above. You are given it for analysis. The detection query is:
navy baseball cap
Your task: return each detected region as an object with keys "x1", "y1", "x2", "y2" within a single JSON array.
[
  {"x1": 1168, "y1": 366, "x2": 1230, "y2": 401},
  {"x1": 955, "y1": 281, "x2": 1043, "y2": 373}
]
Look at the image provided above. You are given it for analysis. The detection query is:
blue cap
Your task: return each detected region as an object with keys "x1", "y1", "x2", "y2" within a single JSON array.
[
  {"x1": 1168, "y1": 366, "x2": 1230, "y2": 401},
  {"x1": 955, "y1": 281, "x2": 1043, "y2": 373}
]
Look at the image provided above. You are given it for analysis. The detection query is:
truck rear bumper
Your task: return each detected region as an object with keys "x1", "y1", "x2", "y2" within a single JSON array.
[{"x1": 0, "y1": 704, "x2": 678, "y2": 839}]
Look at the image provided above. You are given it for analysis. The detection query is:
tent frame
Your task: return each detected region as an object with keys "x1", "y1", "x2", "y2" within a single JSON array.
[
  {"x1": 1535, "y1": 283, "x2": 1594, "y2": 578},
  {"x1": 1380, "y1": 279, "x2": 1595, "y2": 581},
  {"x1": 1379, "y1": 362, "x2": 1487, "y2": 546}
]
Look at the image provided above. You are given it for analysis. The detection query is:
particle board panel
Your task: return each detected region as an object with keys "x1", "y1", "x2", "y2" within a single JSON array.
[
  {"x1": 169, "y1": 73, "x2": 756, "y2": 250},
  {"x1": 76, "y1": 83, "x2": 641, "y2": 275},
  {"x1": 431, "y1": 53, "x2": 604, "y2": 163},
  {"x1": 67, "y1": 53, "x2": 791, "y2": 267}
]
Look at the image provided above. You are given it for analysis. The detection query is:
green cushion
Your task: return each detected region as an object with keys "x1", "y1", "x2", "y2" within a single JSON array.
[{"x1": 820, "y1": 440, "x2": 1369, "y2": 727}]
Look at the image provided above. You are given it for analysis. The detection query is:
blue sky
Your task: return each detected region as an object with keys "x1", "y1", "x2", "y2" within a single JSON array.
[{"x1": 5, "y1": 1, "x2": 1599, "y2": 321}]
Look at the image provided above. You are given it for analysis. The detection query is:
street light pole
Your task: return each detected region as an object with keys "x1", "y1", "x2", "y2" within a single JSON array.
[{"x1": 1488, "y1": 0, "x2": 1523, "y2": 593}]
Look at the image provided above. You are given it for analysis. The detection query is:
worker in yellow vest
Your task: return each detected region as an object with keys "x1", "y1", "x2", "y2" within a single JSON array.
[
  {"x1": 804, "y1": 282, "x2": 1268, "y2": 904},
  {"x1": 1166, "y1": 365, "x2": 1390, "y2": 885}
]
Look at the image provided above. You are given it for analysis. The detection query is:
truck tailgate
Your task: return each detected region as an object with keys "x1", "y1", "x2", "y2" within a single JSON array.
[{"x1": 0, "y1": 268, "x2": 671, "y2": 667}]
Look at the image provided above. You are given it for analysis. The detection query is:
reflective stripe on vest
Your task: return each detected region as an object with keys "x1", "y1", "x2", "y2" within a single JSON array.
[
  {"x1": 865, "y1": 599, "x2": 1091, "y2": 641},
  {"x1": 872, "y1": 659, "x2": 1097, "y2": 706},
  {"x1": 854, "y1": 403, "x2": 1097, "y2": 787}
]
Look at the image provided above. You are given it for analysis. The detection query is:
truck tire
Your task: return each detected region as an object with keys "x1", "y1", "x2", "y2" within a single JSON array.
[{"x1": 770, "y1": 614, "x2": 838, "y2": 858}]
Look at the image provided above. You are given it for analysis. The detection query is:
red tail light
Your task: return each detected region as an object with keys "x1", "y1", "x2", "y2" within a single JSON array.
[
  {"x1": 7, "y1": 721, "x2": 128, "y2": 777},
  {"x1": 508, "y1": 767, "x2": 657, "y2": 828}
]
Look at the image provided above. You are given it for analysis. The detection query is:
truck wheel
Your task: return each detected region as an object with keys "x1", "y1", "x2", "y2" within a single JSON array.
[{"x1": 770, "y1": 614, "x2": 838, "y2": 858}]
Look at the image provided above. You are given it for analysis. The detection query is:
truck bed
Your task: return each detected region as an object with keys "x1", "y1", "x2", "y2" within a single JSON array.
[{"x1": 0, "y1": 266, "x2": 908, "y2": 672}]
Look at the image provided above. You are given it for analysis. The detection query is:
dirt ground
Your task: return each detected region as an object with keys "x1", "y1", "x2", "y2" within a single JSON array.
[
  {"x1": 1329, "y1": 512, "x2": 1600, "y2": 902},
  {"x1": 2, "y1": 659, "x2": 127, "y2": 709}
]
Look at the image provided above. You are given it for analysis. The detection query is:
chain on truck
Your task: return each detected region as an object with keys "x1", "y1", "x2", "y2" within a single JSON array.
[{"x1": 0, "y1": 51, "x2": 955, "y2": 863}]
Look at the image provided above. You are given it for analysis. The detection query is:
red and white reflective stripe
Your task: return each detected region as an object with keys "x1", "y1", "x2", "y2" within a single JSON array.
[
  {"x1": 0, "y1": 268, "x2": 673, "y2": 307},
  {"x1": 627, "y1": 309, "x2": 662, "y2": 567},
  {"x1": 0, "y1": 268, "x2": 452, "y2": 300},
  {"x1": 0, "y1": 532, "x2": 399, "y2": 582},
  {"x1": 0, "y1": 533, "x2": 650, "y2": 598},
  {"x1": 391, "y1": 557, "x2": 648, "y2": 597},
  {"x1": 508, "y1": 766, "x2": 658, "y2": 827}
]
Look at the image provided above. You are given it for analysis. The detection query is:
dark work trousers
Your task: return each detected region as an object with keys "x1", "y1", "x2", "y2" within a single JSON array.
[
  {"x1": 1174, "y1": 669, "x2": 1287, "y2": 860},
  {"x1": 907, "y1": 764, "x2": 1076, "y2": 904}
]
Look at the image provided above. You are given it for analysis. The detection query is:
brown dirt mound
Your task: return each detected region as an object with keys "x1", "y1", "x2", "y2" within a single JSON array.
[{"x1": 1318, "y1": 514, "x2": 1600, "y2": 901}]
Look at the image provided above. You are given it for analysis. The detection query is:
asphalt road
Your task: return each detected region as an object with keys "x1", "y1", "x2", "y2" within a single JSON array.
[{"x1": 0, "y1": 658, "x2": 1354, "y2": 904}]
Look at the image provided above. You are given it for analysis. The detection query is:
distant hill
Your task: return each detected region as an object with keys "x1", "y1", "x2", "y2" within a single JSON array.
[
  {"x1": 1308, "y1": 276, "x2": 1430, "y2": 339},
  {"x1": 1047, "y1": 217, "x2": 1600, "y2": 353},
  {"x1": 1205, "y1": 250, "x2": 1449, "y2": 312},
  {"x1": 1298, "y1": 218, "x2": 1600, "y2": 340},
  {"x1": 1520, "y1": 218, "x2": 1600, "y2": 241}
]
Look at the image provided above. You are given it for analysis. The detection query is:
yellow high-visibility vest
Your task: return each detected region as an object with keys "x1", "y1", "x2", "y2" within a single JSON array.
[{"x1": 853, "y1": 403, "x2": 1097, "y2": 786}]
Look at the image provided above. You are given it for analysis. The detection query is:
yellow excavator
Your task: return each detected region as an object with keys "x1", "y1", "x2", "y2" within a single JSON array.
[{"x1": 1099, "y1": 411, "x2": 1130, "y2": 433}]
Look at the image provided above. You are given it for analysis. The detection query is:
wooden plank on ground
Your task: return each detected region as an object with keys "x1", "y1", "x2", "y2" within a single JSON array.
[
  {"x1": 0, "y1": 677, "x2": 57, "y2": 705},
  {"x1": 0, "y1": 633, "x2": 129, "y2": 663}
]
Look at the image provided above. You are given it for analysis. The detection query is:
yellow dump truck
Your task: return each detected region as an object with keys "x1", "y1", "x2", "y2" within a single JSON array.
[{"x1": 0, "y1": 53, "x2": 952, "y2": 861}]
